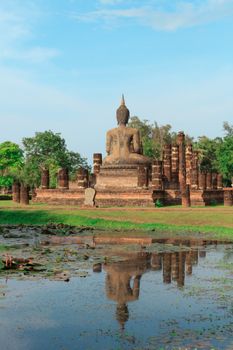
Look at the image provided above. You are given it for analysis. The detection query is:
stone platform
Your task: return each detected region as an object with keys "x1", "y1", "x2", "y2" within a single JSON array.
[
  {"x1": 96, "y1": 165, "x2": 139, "y2": 189},
  {"x1": 34, "y1": 188, "x2": 85, "y2": 205},
  {"x1": 34, "y1": 187, "x2": 224, "y2": 207}
]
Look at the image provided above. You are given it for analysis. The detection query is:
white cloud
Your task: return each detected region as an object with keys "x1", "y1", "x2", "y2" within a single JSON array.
[{"x1": 74, "y1": 0, "x2": 233, "y2": 31}]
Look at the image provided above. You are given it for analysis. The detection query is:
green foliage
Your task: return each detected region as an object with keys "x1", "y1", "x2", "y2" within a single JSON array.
[
  {"x1": 194, "y1": 136, "x2": 222, "y2": 172},
  {"x1": 216, "y1": 123, "x2": 233, "y2": 184},
  {"x1": 155, "y1": 199, "x2": 164, "y2": 208},
  {"x1": 0, "y1": 142, "x2": 24, "y2": 188},
  {"x1": 128, "y1": 116, "x2": 192, "y2": 159},
  {"x1": 22, "y1": 130, "x2": 89, "y2": 187}
]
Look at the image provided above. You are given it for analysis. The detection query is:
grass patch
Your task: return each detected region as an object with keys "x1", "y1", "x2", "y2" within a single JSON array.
[{"x1": 0, "y1": 206, "x2": 232, "y2": 238}]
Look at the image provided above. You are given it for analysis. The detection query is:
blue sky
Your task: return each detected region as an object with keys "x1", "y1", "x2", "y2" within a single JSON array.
[{"x1": 0, "y1": 0, "x2": 233, "y2": 162}]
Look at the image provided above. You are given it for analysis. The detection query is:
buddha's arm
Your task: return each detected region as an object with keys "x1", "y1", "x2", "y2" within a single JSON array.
[
  {"x1": 106, "y1": 131, "x2": 112, "y2": 155},
  {"x1": 133, "y1": 130, "x2": 140, "y2": 153}
]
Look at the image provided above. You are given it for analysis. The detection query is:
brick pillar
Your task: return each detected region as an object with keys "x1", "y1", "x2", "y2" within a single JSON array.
[
  {"x1": 191, "y1": 151, "x2": 199, "y2": 190},
  {"x1": 185, "y1": 144, "x2": 193, "y2": 185},
  {"x1": 206, "y1": 172, "x2": 213, "y2": 190},
  {"x1": 224, "y1": 190, "x2": 233, "y2": 206},
  {"x1": 77, "y1": 168, "x2": 89, "y2": 189},
  {"x1": 199, "y1": 172, "x2": 206, "y2": 190},
  {"x1": 163, "y1": 144, "x2": 172, "y2": 187},
  {"x1": 137, "y1": 166, "x2": 148, "y2": 188},
  {"x1": 177, "y1": 131, "x2": 190, "y2": 207},
  {"x1": 171, "y1": 145, "x2": 179, "y2": 186},
  {"x1": 20, "y1": 184, "x2": 30, "y2": 205},
  {"x1": 217, "y1": 174, "x2": 223, "y2": 189},
  {"x1": 152, "y1": 160, "x2": 163, "y2": 190},
  {"x1": 12, "y1": 181, "x2": 20, "y2": 203},
  {"x1": 212, "y1": 173, "x2": 217, "y2": 190},
  {"x1": 57, "y1": 168, "x2": 69, "y2": 189},
  {"x1": 93, "y1": 153, "x2": 102, "y2": 175},
  {"x1": 41, "y1": 169, "x2": 49, "y2": 189}
]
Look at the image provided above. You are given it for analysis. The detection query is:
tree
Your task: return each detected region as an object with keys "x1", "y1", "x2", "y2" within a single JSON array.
[
  {"x1": 193, "y1": 136, "x2": 222, "y2": 173},
  {"x1": 22, "y1": 130, "x2": 89, "y2": 187},
  {"x1": 128, "y1": 116, "x2": 192, "y2": 159},
  {"x1": 216, "y1": 122, "x2": 233, "y2": 184},
  {"x1": 0, "y1": 141, "x2": 23, "y2": 188}
]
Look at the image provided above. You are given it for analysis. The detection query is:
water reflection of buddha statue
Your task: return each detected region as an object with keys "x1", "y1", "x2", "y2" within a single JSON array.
[
  {"x1": 104, "y1": 254, "x2": 150, "y2": 330},
  {"x1": 103, "y1": 96, "x2": 151, "y2": 167}
]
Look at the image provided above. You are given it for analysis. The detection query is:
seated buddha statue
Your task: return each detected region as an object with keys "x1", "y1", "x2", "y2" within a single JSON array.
[{"x1": 103, "y1": 96, "x2": 151, "y2": 166}]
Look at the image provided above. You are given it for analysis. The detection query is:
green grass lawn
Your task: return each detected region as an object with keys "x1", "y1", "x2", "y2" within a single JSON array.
[{"x1": 0, "y1": 201, "x2": 232, "y2": 238}]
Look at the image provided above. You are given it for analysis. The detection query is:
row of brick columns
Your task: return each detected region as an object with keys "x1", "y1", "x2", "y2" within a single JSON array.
[
  {"x1": 12, "y1": 182, "x2": 30, "y2": 205},
  {"x1": 40, "y1": 167, "x2": 90, "y2": 190}
]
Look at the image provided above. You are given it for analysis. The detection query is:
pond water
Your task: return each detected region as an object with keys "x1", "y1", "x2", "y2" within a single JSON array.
[{"x1": 1, "y1": 240, "x2": 233, "y2": 350}]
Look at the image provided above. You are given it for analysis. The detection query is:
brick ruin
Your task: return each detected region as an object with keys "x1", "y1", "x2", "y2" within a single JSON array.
[{"x1": 34, "y1": 97, "x2": 230, "y2": 207}]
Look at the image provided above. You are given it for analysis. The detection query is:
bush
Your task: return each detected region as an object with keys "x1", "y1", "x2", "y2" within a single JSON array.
[{"x1": 155, "y1": 199, "x2": 164, "y2": 208}]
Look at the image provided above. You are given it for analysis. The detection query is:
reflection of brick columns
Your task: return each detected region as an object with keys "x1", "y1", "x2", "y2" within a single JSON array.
[
  {"x1": 163, "y1": 253, "x2": 172, "y2": 284},
  {"x1": 163, "y1": 144, "x2": 172, "y2": 187},
  {"x1": 41, "y1": 169, "x2": 49, "y2": 189},
  {"x1": 152, "y1": 160, "x2": 163, "y2": 190},
  {"x1": 199, "y1": 172, "x2": 206, "y2": 190},
  {"x1": 177, "y1": 132, "x2": 190, "y2": 207},
  {"x1": 177, "y1": 252, "x2": 185, "y2": 288},
  {"x1": 217, "y1": 174, "x2": 223, "y2": 189},
  {"x1": 212, "y1": 173, "x2": 217, "y2": 190},
  {"x1": 57, "y1": 168, "x2": 69, "y2": 189},
  {"x1": 191, "y1": 151, "x2": 199, "y2": 190},
  {"x1": 12, "y1": 181, "x2": 20, "y2": 203},
  {"x1": 185, "y1": 251, "x2": 192, "y2": 275},
  {"x1": 93, "y1": 153, "x2": 102, "y2": 175},
  {"x1": 224, "y1": 190, "x2": 233, "y2": 206},
  {"x1": 77, "y1": 168, "x2": 89, "y2": 189},
  {"x1": 137, "y1": 166, "x2": 148, "y2": 188},
  {"x1": 151, "y1": 253, "x2": 162, "y2": 270},
  {"x1": 171, "y1": 253, "x2": 179, "y2": 281},
  {"x1": 206, "y1": 173, "x2": 212, "y2": 190},
  {"x1": 185, "y1": 144, "x2": 193, "y2": 185},
  {"x1": 20, "y1": 184, "x2": 30, "y2": 205},
  {"x1": 171, "y1": 145, "x2": 179, "y2": 186},
  {"x1": 191, "y1": 250, "x2": 198, "y2": 265},
  {"x1": 199, "y1": 250, "x2": 206, "y2": 258}
]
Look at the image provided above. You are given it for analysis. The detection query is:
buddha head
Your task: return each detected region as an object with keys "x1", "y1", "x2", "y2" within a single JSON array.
[{"x1": 116, "y1": 95, "x2": 130, "y2": 126}]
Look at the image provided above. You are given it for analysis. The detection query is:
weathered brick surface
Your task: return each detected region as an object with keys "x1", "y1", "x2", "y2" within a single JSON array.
[
  {"x1": 224, "y1": 188, "x2": 233, "y2": 206},
  {"x1": 171, "y1": 145, "x2": 179, "y2": 188},
  {"x1": 57, "y1": 168, "x2": 69, "y2": 189},
  {"x1": 152, "y1": 160, "x2": 163, "y2": 190},
  {"x1": 12, "y1": 181, "x2": 20, "y2": 203},
  {"x1": 137, "y1": 166, "x2": 149, "y2": 188},
  {"x1": 93, "y1": 153, "x2": 102, "y2": 175},
  {"x1": 190, "y1": 189, "x2": 224, "y2": 206},
  {"x1": 20, "y1": 184, "x2": 30, "y2": 205},
  {"x1": 185, "y1": 144, "x2": 193, "y2": 186},
  {"x1": 41, "y1": 169, "x2": 49, "y2": 189},
  {"x1": 163, "y1": 144, "x2": 172, "y2": 187}
]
